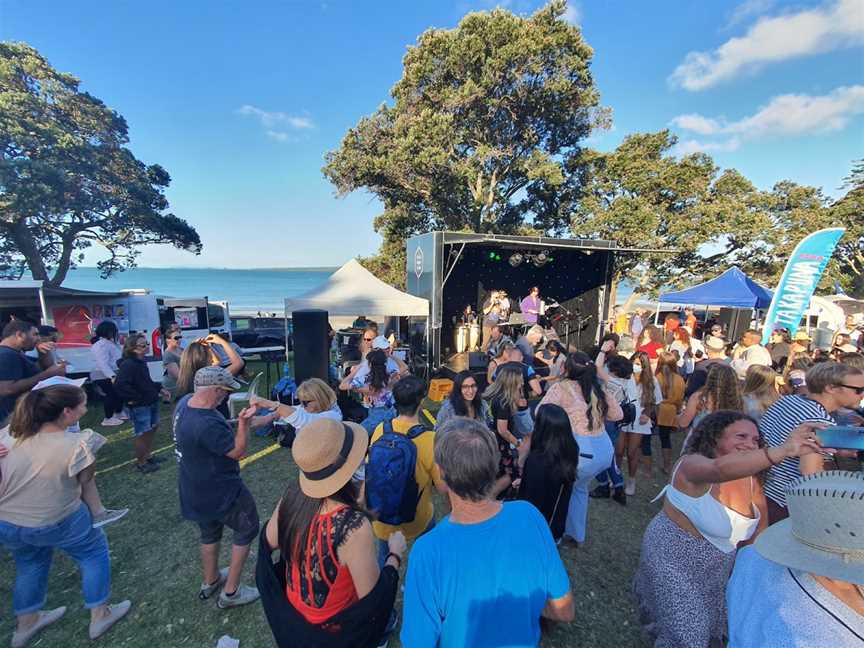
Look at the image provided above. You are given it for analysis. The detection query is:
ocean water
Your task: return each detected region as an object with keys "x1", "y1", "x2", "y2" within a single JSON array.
[
  {"x1": 60, "y1": 266, "x2": 336, "y2": 314},
  {"x1": 59, "y1": 266, "x2": 638, "y2": 315}
]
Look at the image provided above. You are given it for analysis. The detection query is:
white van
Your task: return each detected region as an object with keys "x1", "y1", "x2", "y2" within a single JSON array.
[{"x1": 0, "y1": 281, "x2": 225, "y2": 381}]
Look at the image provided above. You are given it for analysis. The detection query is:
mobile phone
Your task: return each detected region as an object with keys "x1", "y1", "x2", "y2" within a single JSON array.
[{"x1": 817, "y1": 426, "x2": 864, "y2": 450}]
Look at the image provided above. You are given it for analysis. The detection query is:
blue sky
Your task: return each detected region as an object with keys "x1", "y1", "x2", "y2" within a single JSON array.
[{"x1": 1, "y1": 0, "x2": 862, "y2": 269}]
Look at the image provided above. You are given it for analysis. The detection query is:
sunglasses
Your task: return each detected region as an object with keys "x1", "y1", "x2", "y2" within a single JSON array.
[
  {"x1": 171, "y1": 335, "x2": 183, "y2": 340},
  {"x1": 300, "y1": 400, "x2": 313, "y2": 407},
  {"x1": 838, "y1": 383, "x2": 864, "y2": 395},
  {"x1": 363, "y1": 337, "x2": 375, "y2": 342}
]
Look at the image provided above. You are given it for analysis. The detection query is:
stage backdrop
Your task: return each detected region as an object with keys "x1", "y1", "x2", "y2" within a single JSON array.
[{"x1": 441, "y1": 244, "x2": 609, "y2": 355}]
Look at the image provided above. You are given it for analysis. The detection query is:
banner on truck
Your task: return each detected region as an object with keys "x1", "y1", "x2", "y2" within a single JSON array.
[{"x1": 761, "y1": 227, "x2": 845, "y2": 345}]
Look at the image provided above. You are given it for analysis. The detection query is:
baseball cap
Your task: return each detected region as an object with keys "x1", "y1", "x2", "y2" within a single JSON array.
[
  {"x1": 194, "y1": 366, "x2": 242, "y2": 391},
  {"x1": 704, "y1": 335, "x2": 726, "y2": 352},
  {"x1": 33, "y1": 376, "x2": 87, "y2": 391},
  {"x1": 371, "y1": 335, "x2": 390, "y2": 350},
  {"x1": 788, "y1": 370, "x2": 806, "y2": 388}
]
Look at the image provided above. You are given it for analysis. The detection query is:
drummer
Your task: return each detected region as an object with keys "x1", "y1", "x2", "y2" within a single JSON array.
[{"x1": 460, "y1": 305, "x2": 477, "y2": 325}]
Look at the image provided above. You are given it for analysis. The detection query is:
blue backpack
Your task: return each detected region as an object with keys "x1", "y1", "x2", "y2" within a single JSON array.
[{"x1": 366, "y1": 421, "x2": 429, "y2": 526}]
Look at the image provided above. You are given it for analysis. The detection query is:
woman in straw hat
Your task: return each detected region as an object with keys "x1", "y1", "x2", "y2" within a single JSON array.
[
  {"x1": 257, "y1": 418, "x2": 405, "y2": 648},
  {"x1": 633, "y1": 410, "x2": 824, "y2": 648},
  {"x1": 727, "y1": 471, "x2": 864, "y2": 646}
]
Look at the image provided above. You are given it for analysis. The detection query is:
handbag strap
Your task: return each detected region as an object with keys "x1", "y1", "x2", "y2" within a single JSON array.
[{"x1": 548, "y1": 483, "x2": 565, "y2": 524}]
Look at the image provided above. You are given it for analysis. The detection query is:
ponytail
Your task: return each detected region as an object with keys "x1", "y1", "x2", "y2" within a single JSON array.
[{"x1": 9, "y1": 385, "x2": 86, "y2": 441}]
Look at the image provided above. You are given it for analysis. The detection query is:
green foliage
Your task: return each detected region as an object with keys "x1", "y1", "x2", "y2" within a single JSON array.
[
  {"x1": 323, "y1": 1, "x2": 606, "y2": 284},
  {"x1": 0, "y1": 42, "x2": 201, "y2": 286}
]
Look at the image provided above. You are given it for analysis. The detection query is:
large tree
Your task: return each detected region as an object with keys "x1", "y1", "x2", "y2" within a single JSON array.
[
  {"x1": 0, "y1": 42, "x2": 201, "y2": 286},
  {"x1": 323, "y1": 1, "x2": 607, "y2": 286},
  {"x1": 570, "y1": 130, "x2": 774, "y2": 293}
]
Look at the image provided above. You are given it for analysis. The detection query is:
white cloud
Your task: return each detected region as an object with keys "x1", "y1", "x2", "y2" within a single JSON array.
[
  {"x1": 236, "y1": 105, "x2": 314, "y2": 142},
  {"x1": 670, "y1": 0, "x2": 864, "y2": 91},
  {"x1": 725, "y1": 0, "x2": 775, "y2": 29},
  {"x1": 563, "y1": 1, "x2": 581, "y2": 25},
  {"x1": 671, "y1": 85, "x2": 864, "y2": 153},
  {"x1": 673, "y1": 138, "x2": 742, "y2": 156}
]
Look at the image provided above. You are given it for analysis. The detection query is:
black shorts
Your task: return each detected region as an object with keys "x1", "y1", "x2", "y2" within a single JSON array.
[{"x1": 197, "y1": 485, "x2": 260, "y2": 547}]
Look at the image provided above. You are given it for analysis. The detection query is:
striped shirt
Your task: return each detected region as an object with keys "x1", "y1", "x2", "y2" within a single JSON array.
[{"x1": 758, "y1": 395, "x2": 834, "y2": 507}]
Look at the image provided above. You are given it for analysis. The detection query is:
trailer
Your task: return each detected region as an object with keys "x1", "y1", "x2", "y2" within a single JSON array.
[{"x1": 0, "y1": 281, "x2": 227, "y2": 381}]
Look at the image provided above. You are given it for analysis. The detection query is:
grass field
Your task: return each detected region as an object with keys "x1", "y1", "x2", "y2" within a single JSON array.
[{"x1": 0, "y1": 365, "x2": 667, "y2": 648}]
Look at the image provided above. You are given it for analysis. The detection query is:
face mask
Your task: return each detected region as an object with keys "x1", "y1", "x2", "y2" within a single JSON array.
[{"x1": 633, "y1": 365, "x2": 642, "y2": 374}]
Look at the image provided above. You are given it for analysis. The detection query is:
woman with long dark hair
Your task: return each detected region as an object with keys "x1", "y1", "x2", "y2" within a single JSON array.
[
  {"x1": 341, "y1": 349, "x2": 399, "y2": 435},
  {"x1": 434, "y1": 370, "x2": 491, "y2": 433},
  {"x1": 89, "y1": 321, "x2": 126, "y2": 426},
  {"x1": 0, "y1": 385, "x2": 131, "y2": 645},
  {"x1": 633, "y1": 410, "x2": 820, "y2": 647},
  {"x1": 537, "y1": 340, "x2": 567, "y2": 386},
  {"x1": 538, "y1": 352, "x2": 623, "y2": 544},
  {"x1": 518, "y1": 404, "x2": 579, "y2": 542},
  {"x1": 259, "y1": 418, "x2": 403, "y2": 647},
  {"x1": 677, "y1": 363, "x2": 743, "y2": 451}
]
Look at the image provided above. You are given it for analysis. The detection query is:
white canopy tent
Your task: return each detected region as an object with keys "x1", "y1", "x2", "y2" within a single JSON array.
[{"x1": 284, "y1": 259, "x2": 429, "y2": 317}]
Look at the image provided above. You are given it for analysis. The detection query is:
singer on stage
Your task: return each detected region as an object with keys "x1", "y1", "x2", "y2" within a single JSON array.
[{"x1": 520, "y1": 286, "x2": 541, "y2": 324}]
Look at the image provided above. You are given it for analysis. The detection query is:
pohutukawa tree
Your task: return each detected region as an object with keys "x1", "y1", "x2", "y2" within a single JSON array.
[
  {"x1": 323, "y1": 0, "x2": 608, "y2": 286},
  {"x1": 0, "y1": 42, "x2": 201, "y2": 286}
]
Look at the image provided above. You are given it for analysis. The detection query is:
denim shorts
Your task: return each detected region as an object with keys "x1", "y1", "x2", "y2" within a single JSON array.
[
  {"x1": 197, "y1": 486, "x2": 260, "y2": 547},
  {"x1": 130, "y1": 402, "x2": 160, "y2": 436}
]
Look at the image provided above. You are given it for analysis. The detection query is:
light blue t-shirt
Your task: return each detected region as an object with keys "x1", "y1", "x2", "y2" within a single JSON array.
[
  {"x1": 401, "y1": 500, "x2": 571, "y2": 648},
  {"x1": 727, "y1": 546, "x2": 864, "y2": 647}
]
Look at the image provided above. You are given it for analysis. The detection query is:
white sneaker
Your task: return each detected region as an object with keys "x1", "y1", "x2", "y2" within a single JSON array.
[
  {"x1": 625, "y1": 478, "x2": 637, "y2": 496},
  {"x1": 100, "y1": 417, "x2": 124, "y2": 427},
  {"x1": 217, "y1": 584, "x2": 260, "y2": 609},
  {"x1": 11, "y1": 607, "x2": 66, "y2": 648},
  {"x1": 117, "y1": 411, "x2": 130, "y2": 421}
]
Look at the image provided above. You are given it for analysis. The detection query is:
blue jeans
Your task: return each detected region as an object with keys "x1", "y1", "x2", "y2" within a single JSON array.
[
  {"x1": 361, "y1": 406, "x2": 396, "y2": 436},
  {"x1": 565, "y1": 433, "x2": 613, "y2": 542},
  {"x1": 376, "y1": 517, "x2": 436, "y2": 567},
  {"x1": 595, "y1": 421, "x2": 624, "y2": 488},
  {"x1": 0, "y1": 504, "x2": 111, "y2": 615}
]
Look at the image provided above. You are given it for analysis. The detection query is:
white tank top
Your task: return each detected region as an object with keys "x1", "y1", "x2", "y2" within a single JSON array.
[{"x1": 652, "y1": 461, "x2": 760, "y2": 554}]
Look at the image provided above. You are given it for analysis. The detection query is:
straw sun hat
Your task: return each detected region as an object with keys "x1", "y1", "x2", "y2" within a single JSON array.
[
  {"x1": 755, "y1": 471, "x2": 864, "y2": 584},
  {"x1": 292, "y1": 418, "x2": 368, "y2": 498}
]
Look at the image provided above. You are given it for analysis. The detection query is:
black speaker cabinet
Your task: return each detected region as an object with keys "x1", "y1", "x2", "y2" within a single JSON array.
[
  {"x1": 293, "y1": 309, "x2": 329, "y2": 385},
  {"x1": 718, "y1": 308, "x2": 750, "y2": 343},
  {"x1": 468, "y1": 352, "x2": 489, "y2": 371}
]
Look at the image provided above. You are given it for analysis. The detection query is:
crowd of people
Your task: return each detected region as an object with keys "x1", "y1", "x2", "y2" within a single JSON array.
[{"x1": 0, "y1": 305, "x2": 862, "y2": 647}]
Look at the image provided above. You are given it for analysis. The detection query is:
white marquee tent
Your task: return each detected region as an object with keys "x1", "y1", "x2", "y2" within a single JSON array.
[{"x1": 284, "y1": 258, "x2": 429, "y2": 317}]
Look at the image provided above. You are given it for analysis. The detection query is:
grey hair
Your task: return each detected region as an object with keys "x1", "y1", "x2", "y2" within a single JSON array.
[{"x1": 434, "y1": 417, "x2": 500, "y2": 502}]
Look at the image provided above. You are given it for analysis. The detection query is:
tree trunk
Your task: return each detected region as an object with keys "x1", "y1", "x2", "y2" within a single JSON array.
[
  {"x1": 48, "y1": 231, "x2": 78, "y2": 287},
  {"x1": 8, "y1": 219, "x2": 49, "y2": 282}
]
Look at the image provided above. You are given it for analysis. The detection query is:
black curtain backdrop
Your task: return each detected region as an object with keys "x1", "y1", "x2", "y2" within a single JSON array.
[{"x1": 442, "y1": 244, "x2": 609, "y2": 355}]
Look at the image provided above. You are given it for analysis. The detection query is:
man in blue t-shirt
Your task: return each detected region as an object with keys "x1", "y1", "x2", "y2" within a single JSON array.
[
  {"x1": 401, "y1": 418, "x2": 573, "y2": 648},
  {"x1": 173, "y1": 366, "x2": 260, "y2": 609},
  {"x1": 0, "y1": 319, "x2": 67, "y2": 423}
]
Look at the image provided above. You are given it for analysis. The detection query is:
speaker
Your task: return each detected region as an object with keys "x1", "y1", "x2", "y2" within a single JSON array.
[
  {"x1": 293, "y1": 309, "x2": 329, "y2": 385},
  {"x1": 718, "y1": 308, "x2": 750, "y2": 343},
  {"x1": 468, "y1": 352, "x2": 489, "y2": 371}
]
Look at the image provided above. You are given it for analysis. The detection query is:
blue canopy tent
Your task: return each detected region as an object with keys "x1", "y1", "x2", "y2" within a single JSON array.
[{"x1": 658, "y1": 267, "x2": 773, "y2": 308}]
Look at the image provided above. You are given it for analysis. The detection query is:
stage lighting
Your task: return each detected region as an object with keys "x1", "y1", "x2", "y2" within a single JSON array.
[{"x1": 508, "y1": 253, "x2": 524, "y2": 267}]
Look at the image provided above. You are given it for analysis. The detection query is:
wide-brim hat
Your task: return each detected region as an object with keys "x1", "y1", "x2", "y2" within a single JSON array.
[
  {"x1": 793, "y1": 330, "x2": 811, "y2": 341},
  {"x1": 755, "y1": 471, "x2": 864, "y2": 585},
  {"x1": 293, "y1": 418, "x2": 368, "y2": 498}
]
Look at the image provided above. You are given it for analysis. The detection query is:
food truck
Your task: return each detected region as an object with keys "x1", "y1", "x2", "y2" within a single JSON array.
[{"x1": 0, "y1": 280, "x2": 228, "y2": 380}]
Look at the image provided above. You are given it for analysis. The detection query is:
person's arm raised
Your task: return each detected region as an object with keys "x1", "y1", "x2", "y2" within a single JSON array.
[
  {"x1": 225, "y1": 405, "x2": 256, "y2": 460},
  {"x1": 677, "y1": 423, "x2": 826, "y2": 486}
]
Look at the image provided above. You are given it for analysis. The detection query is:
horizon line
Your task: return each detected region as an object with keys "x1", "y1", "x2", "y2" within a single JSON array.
[{"x1": 71, "y1": 265, "x2": 340, "y2": 272}]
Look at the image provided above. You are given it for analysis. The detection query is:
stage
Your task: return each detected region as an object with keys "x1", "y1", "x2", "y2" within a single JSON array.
[{"x1": 406, "y1": 232, "x2": 627, "y2": 372}]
